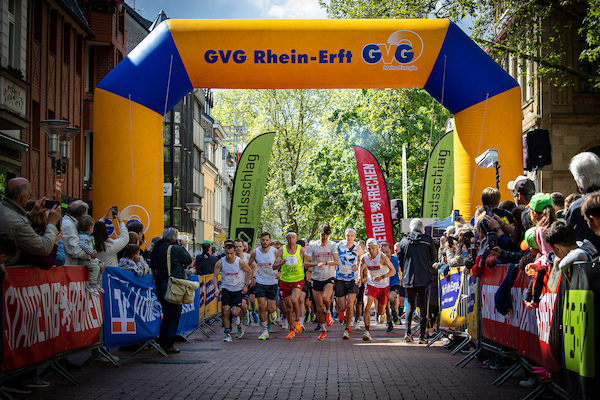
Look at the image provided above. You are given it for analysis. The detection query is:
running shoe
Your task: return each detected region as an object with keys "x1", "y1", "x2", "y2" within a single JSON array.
[
  {"x1": 97, "y1": 287, "x2": 105, "y2": 294},
  {"x1": 232, "y1": 316, "x2": 241, "y2": 326},
  {"x1": 282, "y1": 320, "x2": 289, "y2": 330},
  {"x1": 301, "y1": 324, "x2": 305, "y2": 332},
  {"x1": 325, "y1": 312, "x2": 333, "y2": 327},
  {"x1": 404, "y1": 333, "x2": 413, "y2": 342},
  {"x1": 418, "y1": 338, "x2": 428, "y2": 344},
  {"x1": 252, "y1": 312, "x2": 259, "y2": 324},
  {"x1": 362, "y1": 331, "x2": 372, "y2": 341},
  {"x1": 243, "y1": 311, "x2": 251, "y2": 326},
  {"x1": 338, "y1": 311, "x2": 345, "y2": 323},
  {"x1": 269, "y1": 311, "x2": 277, "y2": 323},
  {"x1": 286, "y1": 330, "x2": 295, "y2": 340},
  {"x1": 351, "y1": 321, "x2": 361, "y2": 331},
  {"x1": 294, "y1": 320, "x2": 302, "y2": 333},
  {"x1": 392, "y1": 310, "x2": 398, "y2": 324},
  {"x1": 386, "y1": 322, "x2": 394, "y2": 332},
  {"x1": 223, "y1": 334, "x2": 232, "y2": 342},
  {"x1": 236, "y1": 329, "x2": 245, "y2": 339},
  {"x1": 318, "y1": 331, "x2": 327, "y2": 340},
  {"x1": 342, "y1": 329, "x2": 350, "y2": 340},
  {"x1": 22, "y1": 376, "x2": 50, "y2": 388},
  {"x1": 267, "y1": 324, "x2": 273, "y2": 332},
  {"x1": 314, "y1": 323, "x2": 321, "y2": 331},
  {"x1": 258, "y1": 331, "x2": 269, "y2": 340}
]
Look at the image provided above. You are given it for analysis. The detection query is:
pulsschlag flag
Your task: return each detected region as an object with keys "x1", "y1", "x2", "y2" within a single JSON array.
[
  {"x1": 229, "y1": 132, "x2": 276, "y2": 249},
  {"x1": 421, "y1": 131, "x2": 454, "y2": 218},
  {"x1": 353, "y1": 146, "x2": 394, "y2": 245}
]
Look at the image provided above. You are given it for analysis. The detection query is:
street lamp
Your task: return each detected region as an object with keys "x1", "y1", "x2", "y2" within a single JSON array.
[
  {"x1": 59, "y1": 127, "x2": 80, "y2": 160},
  {"x1": 185, "y1": 202, "x2": 202, "y2": 254},
  {"x1": 476, "y1": 149, "x2": 500, "y2": 189},
  {"x1": 39, "y1": 119, "x2": 69, "y2": 176}
]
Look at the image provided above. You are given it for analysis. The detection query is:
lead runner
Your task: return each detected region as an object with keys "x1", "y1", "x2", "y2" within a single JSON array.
[{"x1": 335, "y1": 227, "x2": 364, "y2": 339}]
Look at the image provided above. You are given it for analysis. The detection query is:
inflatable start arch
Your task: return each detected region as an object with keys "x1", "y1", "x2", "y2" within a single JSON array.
[{"x1": 94, "y1": 19, "x2": 522, "y2": 239}]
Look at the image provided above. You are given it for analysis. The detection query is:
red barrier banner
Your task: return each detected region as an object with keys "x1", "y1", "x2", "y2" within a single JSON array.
[
  {"x1": 353, "y1": 146, "x2": 393, "y2": 244},
  {"x1": 3, "y1": 266, "x2": 103, "y2": 371},
  {"x1": 480, "y1": 265, "x2": 544, "y2": 365}
]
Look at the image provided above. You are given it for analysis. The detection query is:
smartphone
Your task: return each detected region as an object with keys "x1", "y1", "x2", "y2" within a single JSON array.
[
  {"x1": 485, "y1": 205, "x2": 494, "y2": 217},
  {"x1": 447, "y1": 236, "x2": 454, "y2": 247},
  {"x1": 470, "y1": 245, "x2": 478, "y2": 261},
  {"x1": 111, "y1": 206, "x2": 118, "y2": 217},
  {"x1": 487, "y1": 232, "x2": 498, "y2": 249},
  {"x1": 453, "y1": 209, "x2": 460, "y2": 222},
  {"x1": 44, "y1": 200, "x2": 60, "y2": 209}
]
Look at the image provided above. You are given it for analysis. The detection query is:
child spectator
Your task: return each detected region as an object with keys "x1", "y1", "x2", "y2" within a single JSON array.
[
  {"x1": 77, "y1": 215, "x2": 103, "y2": 296},
  {"x1": 581, "y1": 192, "x2": 600, "y2": 236},
  {"x1": 118, "y1": 244, "x2": 149, "y2": 277},
  {"x1": 544, "y1": 220, "x2": 598, "y2": 278},
  {"x1": 551, "y1": 192, "x2": 565, "y2": 219}
]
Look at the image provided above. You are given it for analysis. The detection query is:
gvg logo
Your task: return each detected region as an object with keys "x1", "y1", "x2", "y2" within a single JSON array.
[{"x1": 362, "y1": 30, "x2": 424, "y2": 70}]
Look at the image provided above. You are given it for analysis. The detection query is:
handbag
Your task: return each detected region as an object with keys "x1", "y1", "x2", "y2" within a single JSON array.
[{"x1": 164, "y1": 245, "x2": 200, "y2": 305}]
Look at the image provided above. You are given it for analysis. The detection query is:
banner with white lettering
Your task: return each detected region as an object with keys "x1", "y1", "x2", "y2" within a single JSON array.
[
  {"x1": 480, "y1": 265, "x2": 544, "y2": 365},
  {"x1": 229, "y1": 132, "x2": 276, "y2": 250},
  {"x1": 439, "y1": 267, "x2": 466, "y2": 327},
  {"x1": 177, "y1": 274, "x2": 200, "y2": 335},
  {"x1": 2, "y1": 266, "x2": 103, "y2": 371},
  {"x1": 421, "y1": 131, "x2": 454, "y2": 219},
  {"x1": 102, "y1": 267, "x2": 161, "y2": 349},
  {"x1": 353, "y1": 146, "x2": 394, "y2": 245}
]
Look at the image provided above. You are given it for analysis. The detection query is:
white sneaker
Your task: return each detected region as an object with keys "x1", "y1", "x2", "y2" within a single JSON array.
[
  {"x1": 362, "y1": 331, "x2": 372, "y2": 341},
  {"x1": 352, "y1": 321, "x2": 361, "y2": 331},
  {"x1": 223, "y1": 334, "x2": 232, "y2": 342},
  {"x1": 235, "y1": 329, "x2": 244, "y2": 339},
  {"x1": 258, "y1": 330, "x2": 269, "y2": 340},
  {"x1": 97, "y1": 287, "x2": 105, "y2": 294},
  {"x1": 282, "y1": 320, "x2": 288, "y2": 330},
  {"x1": 519, "y1": 377, "x2": 536, "y2": 388},
  {"x1": 232, "y1": 316, "x2": 241, "y2": 326}
]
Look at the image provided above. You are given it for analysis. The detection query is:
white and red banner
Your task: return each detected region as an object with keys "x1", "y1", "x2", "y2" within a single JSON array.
[
  {"x1": 354, "y1": 146, "x2": 394, "y2": 245},
  {"x1": 480, "y1": 265, "x2": 558, "y2": 369},
  {"x1": 3, "y1": 266, "x2": 103, "y2": 371}
]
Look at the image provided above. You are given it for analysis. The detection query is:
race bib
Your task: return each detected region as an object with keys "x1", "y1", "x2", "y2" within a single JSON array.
[
  {"x1": 339, "y1": 263, "x2": 354, "y2": 275},
  {"x1": 285, "y1": 255, "x2": 298, "y2": 266},
  {"x1": 222, "y1": 273, "x2": 238, "y2": 285}
]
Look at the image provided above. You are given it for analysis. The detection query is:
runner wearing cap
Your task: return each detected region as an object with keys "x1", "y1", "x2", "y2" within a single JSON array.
[
  {"x1": 273, "y1": 231, "x2": 306, "y2": 340},
  {"x1": 213, "y1": 244, "x2": 252, "y2": 342},
  {"x1": 335, "y1": 227, "x2": 363, "y2": 339},
  {"x1": 304, "y1": 222, "x2": 340, "y2": 340},
  {"x1": 358, "y1": 238, "x2": 397, "y2": 341},
  {"x1": 247, "y1": 232, "x2": 278, "y2": 340}
]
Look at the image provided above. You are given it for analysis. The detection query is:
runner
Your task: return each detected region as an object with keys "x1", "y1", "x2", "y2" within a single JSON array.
[
  {"x1": 296, "y1": 238, "x2": 308, "y2": 333},
  {"x1": 235, "y1": 238, "x2": 256, "y2": 326},
  {"x1": 393, "y1": 241, "x2": 406, "y2": 325},
  {"x1": 273, "y1": 232, "x2": 306, "y2": 340},
  {"x1": 213, "y1": 243, "x2": 252, "y2": 342},
  {"x1": 304, "y1": 222, "x2": 340, "y2": 340},
  {"x1": 335, "y1": 227, "x2": 364, "y2": 339},
  {"x1": 381, "y1": 243, "x2": 402, "y2": 332},
  {"x1": 247, "y1": 232, "x2": 278, "y2": 340},
  {"x1": 358, "y1": 238, "x2": 397, "y2": 341}
]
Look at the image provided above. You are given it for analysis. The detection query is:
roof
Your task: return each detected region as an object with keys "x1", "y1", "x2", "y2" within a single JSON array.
[
  {"x1": 148, "y1": 9, "x2": 168, "y2": 31},
  {"x1": 60, "y1": 0, "x2": 95, "y2": 37},
  {"x1": 122, "y1": 2, "x2": 152, "y2": 30}
]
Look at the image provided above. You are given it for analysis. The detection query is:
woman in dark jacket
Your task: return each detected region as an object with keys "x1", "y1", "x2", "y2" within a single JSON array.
[{"x1": 151, "y1": 227, "x2": 192, "y2": 353}]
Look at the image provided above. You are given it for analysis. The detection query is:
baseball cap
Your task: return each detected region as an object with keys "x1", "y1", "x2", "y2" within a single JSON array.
[
  {"x1": 528, "y1": 193, "x2": 554, "y2": 213},
  {"x1": 507, "y1": 176, "x2": 536, "y2": 196},
  {"x1": 520, "y1": 227, "x2": 539, "y2": 251},
  {"x1": 366, "y1": 238, "x2": 378, "y2": 246}
]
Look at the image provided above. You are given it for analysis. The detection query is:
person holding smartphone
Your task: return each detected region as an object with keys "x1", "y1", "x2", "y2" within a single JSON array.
[{"x1": 94, "y1": 207, "x2": 129, "y2": 267}]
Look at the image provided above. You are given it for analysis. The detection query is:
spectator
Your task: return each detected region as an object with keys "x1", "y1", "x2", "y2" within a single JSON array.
[
  {"x1": 93, "y1": 209, "x2": 129, "y2": 267},
  {"x1": 0, "y1": 232, "x2": 17, "y2": 282},
  {"x1": 498, "y1": 200, "x2": 516, "y2": 212},
  {"x1": 508, "y1": 175, "x2": 536, "y2": 231},
  {"x1": 0, "y1": 178, "x2": 60, "y2": 265},
  {"x1": 77, "y1": 215, "x2": 104, "y2": 296},
  {"x1": 581, "y1": 192, "x2": 600, "y2": 236},
  {"x1": 566, "y1": 152, "x2": 600, "y2": 252},
  {"x1": 21, "y1": 200, "x2": 63, "y2": 269},
  {"x1": 564, "y1": 193, "x2": 582, "y2": 213},
  {"x1": 481, "y1": 187, "x2": 515, "y2": 232},
  {"x1": 151, "y1": 227, "x2": 192, "y2": 354},
  {"x1": 551, "y1": 192, "x2": 565, "y2": 219},
  {"x1": 397, "y1": 218, "x2": 437, "y2": 343},
  {"x1": 118, "y1": 244, "x2": 149, "y2": 276},
  {"x1": 545, "y1": 220, "x2": 597, "y2": 278},
  {"x1": 62, "y1": 200, "x2": 90, "y2": 265},
  {"x1": 195, "y1": 242, "x2": 218, "y2": 275}
]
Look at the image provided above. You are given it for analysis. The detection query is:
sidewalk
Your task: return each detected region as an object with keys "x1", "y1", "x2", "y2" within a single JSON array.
[{"x1": 17, "y1": 318, "x2": 533, "y2": 400}]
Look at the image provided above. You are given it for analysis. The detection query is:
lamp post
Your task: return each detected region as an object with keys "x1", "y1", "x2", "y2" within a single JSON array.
[
  {"x1": 39, "y1": 120, "x2": 69, "y2": 176},
  {"x1": 475, "y1": 149, "x2": 501, "y2": 190},
  {"x1": 185, "y1": 202, "x2": 202, "y2": 255}
]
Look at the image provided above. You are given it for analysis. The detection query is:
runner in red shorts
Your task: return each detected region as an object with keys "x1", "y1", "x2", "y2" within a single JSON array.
[{"x1": 358, "y1": 238, "x2": 397, "y2": 341}]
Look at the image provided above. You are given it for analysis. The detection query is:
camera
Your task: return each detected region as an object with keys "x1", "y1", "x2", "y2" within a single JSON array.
[
  {"x1": 470, "y1": 245, "x2": 478, "y2": 261},
  {"x1": 44, "y1": 200, "x2": 60, "y2": 209},
  {"x1": 111, "y1": 206, "x2": 118, "y2": 217},
  {"x1": 447, "y1": 236, "x2": 454, "y2": 247},
  {"x1": 453, "y1": 209, "x2": 460, "y2": 222}
]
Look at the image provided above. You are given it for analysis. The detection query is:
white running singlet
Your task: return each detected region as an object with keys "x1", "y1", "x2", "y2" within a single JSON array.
[
  {"x1": 254, "y1": 247, "x2": 277, "y2": 286},
  {"x1": 364, "y1": 252, "x2": 389, "y2": 289},
  {"x1": 221, "y1": 256, "x2": 246, "y2": 292}
]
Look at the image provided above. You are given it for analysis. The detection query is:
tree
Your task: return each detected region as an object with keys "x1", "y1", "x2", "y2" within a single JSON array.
[{"x1": 320, "y1": 0, "x2": 600, "y2": 89}]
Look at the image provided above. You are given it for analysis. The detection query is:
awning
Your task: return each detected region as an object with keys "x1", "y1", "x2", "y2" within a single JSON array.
[{"x1": 0, "y1": 132, "x2": 28, "y2": 153}]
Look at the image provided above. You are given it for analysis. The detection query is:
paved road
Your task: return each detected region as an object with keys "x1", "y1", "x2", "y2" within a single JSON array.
[{"x1": 19, "y1": 319, "x2": 532, "y2": 400}]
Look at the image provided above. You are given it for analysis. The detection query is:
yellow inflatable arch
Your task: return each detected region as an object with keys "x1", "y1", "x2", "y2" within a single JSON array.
[{"x1": 94, "y1": 19, "x2": 522, "y2": 240}]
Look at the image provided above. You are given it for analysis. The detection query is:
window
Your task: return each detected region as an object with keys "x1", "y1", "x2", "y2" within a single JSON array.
[
  {"x1": 49, "y1": 10, "x2": 58, "y2": 55},
  {"x1": 86, "y1": 46, "x2": 94, "y2": 92},
  {"x1": 33, "y1": 0, "x2": 42, "y2": 43},
  {"x1": 7, "y1": 0, "x2": 15, "y2": 67},
  {"x1": 193, "y1": 147, "x2": 201, "y2": 170},
  {"x1": 194, "y1": 101, "x2": 201, "y2": 122},
  {"x1": 63, "y1": 24, "x2": 71, "y2": 66},
  {"x1": 76, "y1": 35, "x2": 83, "y2": 75},
  {"x1": 84, "y1": 132, "x2": 92, "y2": 182}
]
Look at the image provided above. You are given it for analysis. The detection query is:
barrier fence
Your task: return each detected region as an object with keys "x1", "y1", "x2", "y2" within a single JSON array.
[{"x1": 2, "y1": 265, "x2": 221, "y2": 385}]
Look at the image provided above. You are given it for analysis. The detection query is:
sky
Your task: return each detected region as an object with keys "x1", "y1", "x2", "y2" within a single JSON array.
[{"x1": 126, "y1": 0, "x2": 329, "y2": 21}]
